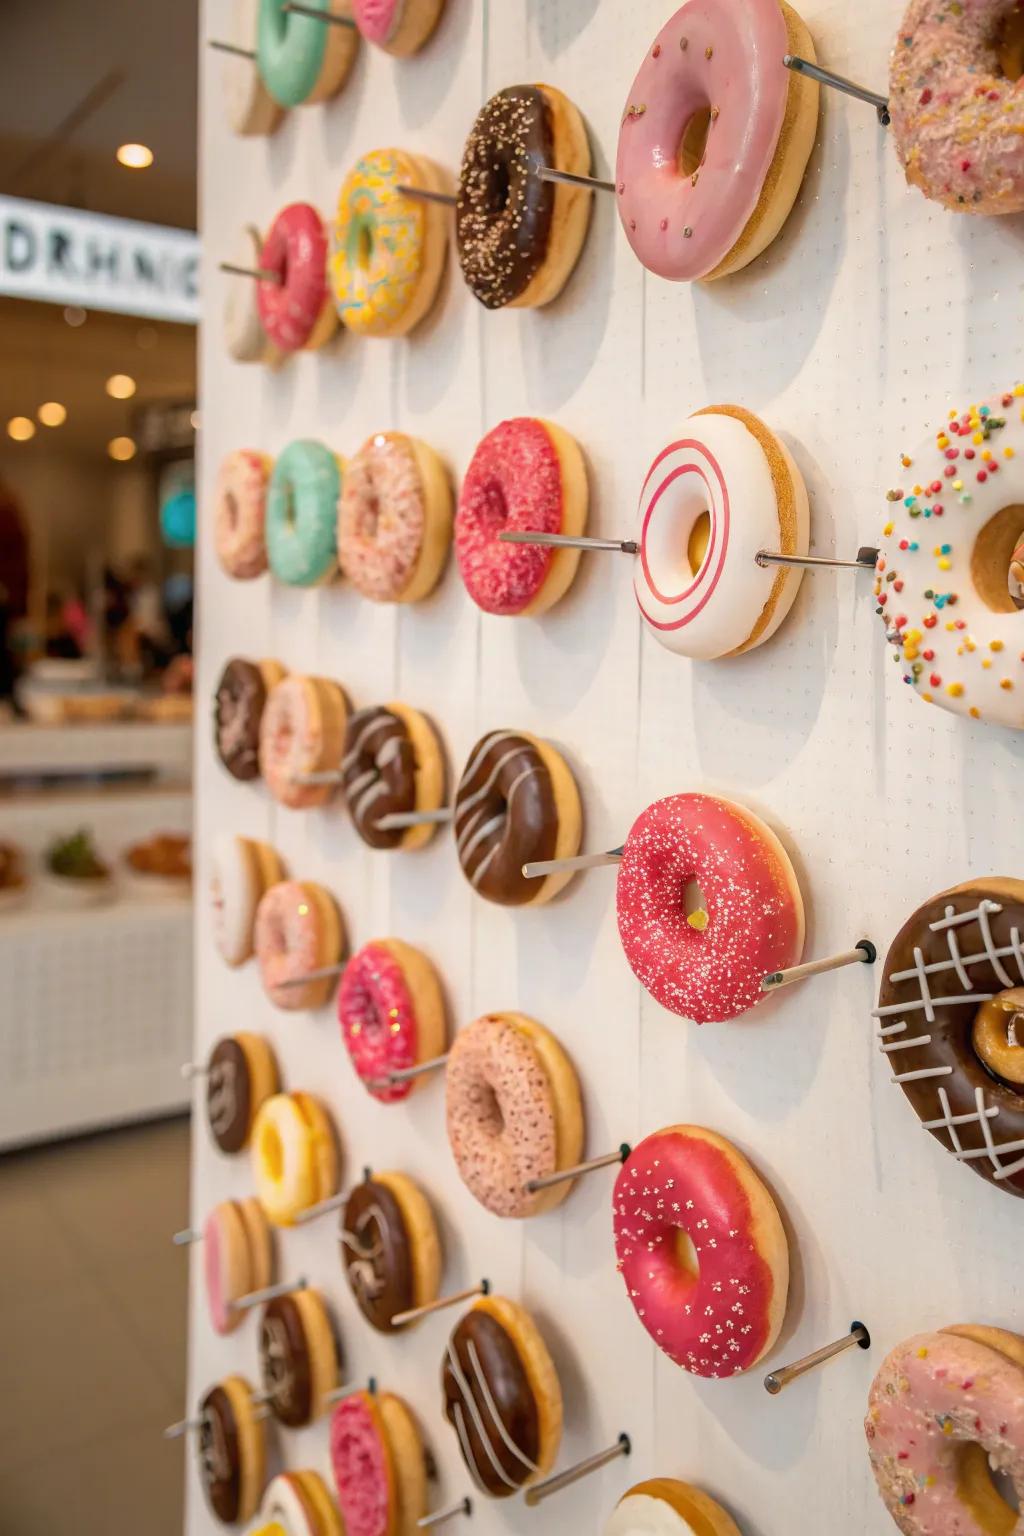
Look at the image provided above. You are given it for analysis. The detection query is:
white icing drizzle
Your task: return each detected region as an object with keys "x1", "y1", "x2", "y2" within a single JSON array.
[
  {"x1": 470, "y1": 841, "x2": 501, "y2": 892},
  {"x1": 452, "y1": 1402, "x2": 488, "y2": 1494},
  {"x1": 455, "y1": 745, "x2": 526, "y2": 846},
  {"x1": 466, "y1": 1339, "x2": 539, "y2": 1474},
  {"x1": 890, "y1": 1064, "x2": 954, "y2": 1083},
  {"x1": 445, "y1": 1337, "x2": 524, "y2": 1492},
  {"x1": 342, "y1": 1204, "x2": 387, "y2": 1301},
  {"x1": 208, "y1": 1058, "x2": 238, "y2": 1137},
  {"x1": 343, "y1": 713, "x2": 394, "y2": 770},
  {"x1": 458, "y1": 812, "x2": 506, "y2": 868}
]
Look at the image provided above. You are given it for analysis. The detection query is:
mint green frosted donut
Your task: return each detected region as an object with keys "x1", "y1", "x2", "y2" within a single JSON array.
[
  {"x1": 258, "y1": 0, "x2": 330, "y2": 108},
  {"x1": 266, "y1": 440, "x2": 341, "y2": 586}
]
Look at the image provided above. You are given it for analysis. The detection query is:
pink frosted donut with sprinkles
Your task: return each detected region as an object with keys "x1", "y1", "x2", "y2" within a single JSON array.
[
  {"x1": 258, "y1": 202, "x2": 337, "y2": 354},
  {"x1": 337, "y1": 938, "x2": 446, "y2": 1104},
  {"x1": 613, "y1": 1126, "x2": 789, "y2": 1377},
  {"x1": 875, "y1": 385, "x2": 1024, "y2": 731},
  {"x1": 455, "y1": 418, "x2": 589, "y2": 617},
  {"x1": 254, "y1": 879, "x2": 346, "y2": 1012},
  {"x1": 337, "y1": 431, "x2": 452, "y2": 604},
  {"x1": 353, "y1": 0, "x2": 444, "y2": 56},
  {"x1": 616, "y1": 793, "x2": 804, "y2": 1022},
  {"x1": 615, "y1": 0, "x2": 819, "y2": 282},
  {"x1": 890, "y1": 1, "x2": 1024, "y2": 214},
  {"x1": 214, "y1": 450, "x2": 273, "y2": 580}
]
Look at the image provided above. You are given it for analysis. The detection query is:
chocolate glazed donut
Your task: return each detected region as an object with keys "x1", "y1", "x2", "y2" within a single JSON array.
[
  {"x1": 442, "y1": 1309, "x2": 540, "y2": 1498},
  {"x1": 874, "y1": 879, "x2": 1024, "y2": 1197},
  {"x1": 456, "y1": 87, "x2": 556, "y2": 310},
  {"x1": 259, "y1": 1297, "x2": 313, "y2": 1427},
  {"x1": 340, "y1": 1179, "x2": 415, "y2": 1332},
  {"x1": 206, "y1": 1038, "x2": 251, "y2": 1154},
  {"x1": 215, "y1": 659, "x2": 267, "y2": 781},
  {"x1": 199, "y1": 1386, "x2": 242, "y2": 1522},
  {"x1": 454, "y1": 732, "x2": 558, "y2": 905},
  {"x1": 341, "y1": 707, "x2": 417, "y2": 850}
]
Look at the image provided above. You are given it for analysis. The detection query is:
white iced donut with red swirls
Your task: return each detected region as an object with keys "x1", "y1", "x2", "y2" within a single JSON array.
[
  {"x1": 258, "y1": 203, "x2": 337, "y2": 354},
  {"x1": 353, "y1": 0, "x2": 444, "y2": 55},
  {"x1": 215, "y1": 450, "x2": 273, "y2": 580},
  {"x1": 254, "y1": 879, "x2": 345, "y2": 1011},
  {"x1": 616, "y1": 793, "x2": 804, "y2": 1022},
  {"x1": 634, "y1": 406, "x2": 809, "y2": 659},
  {"x1": 613, "y1": 1126, "x2": 789, "y2": 1377}
]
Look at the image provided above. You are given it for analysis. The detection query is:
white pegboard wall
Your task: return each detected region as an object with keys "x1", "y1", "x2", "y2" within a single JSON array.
[{"x1": 192, "y1": 3, "x2": 1024, "y2": 1534}]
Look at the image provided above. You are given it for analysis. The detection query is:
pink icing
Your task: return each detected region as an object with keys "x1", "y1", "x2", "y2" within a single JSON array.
[
  {"x1": 329, "y1": 1395, "x2": 392, "y2": 1536},
  {"x1": 203, "y1": 1206, "x2": 234, "y2": 1336},
  {"x1": 455, "y1": 419, "x2": 562, "y2": 616},
  {"x1": 613, "y1": 1128, "x2": 780, "y2": 1377},
  {"x1": 352, "y1": 0, "x2": 400, "y2": 45},
  {"x1": 337, "y1": 435, "x2": 425, "y2": 602},
  {"x1": 258, "y1": 676, "x2": 331, "y2": 809},
  {"x1": 866, "y1": 1330, "x2": 1024, "y2": 1533},
  {"x1": 890, "y1": 0, "x2": 1024, "y2": 215},
  {"x1": 616, "y1": 1, "x2": 790, "y2": 281},
  {"x1": 214, "y1": 450, "x2": 269, "y2": 580},
  {"x1": 254, "y1": 881, "x2": 333, "y2": 1012},
  {"x1": 258, "y1": 203, "x2": 329, "y2": 352},
  {"x1": 337, "y1": 941, "x2": 418, "y2": 1104},
  {"x1": 616, "y1": 793, "x2": 801, "y2": 1023}
]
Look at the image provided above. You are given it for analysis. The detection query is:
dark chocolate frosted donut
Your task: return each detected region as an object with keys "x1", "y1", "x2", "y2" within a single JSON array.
[
  {"x1": 442, "y1": 1306, "x2": 541, "y2": 1498},
  {"x1": 874, "y1": 879, "x2": 1024, "y2": 1198},
  {"x1": 341, "y1": 706, "x2": 418, "y2": 849},
  {"x1": 453, "y1": 731, "x2": 559, "y2": 905},
  {"x1": 340, "y1": 1178, "x2": 416, "y2": 1332},
  {"x1": 456, "y1": 86, "x2": 556, "y2": 310},
  {"x1": 206, "y1": 1038, "x2": 251, "y2": 1154},
  {"x1": 214, "y1": 658, "x2": 269, "y2": 781},
  {"x1": 198, "y1": 1377, "x2": 264, "y2": 1524}
]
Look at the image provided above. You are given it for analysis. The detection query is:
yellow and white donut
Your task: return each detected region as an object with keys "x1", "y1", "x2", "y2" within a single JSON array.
[
  {"x1": 251, "y1": 1091, "x2": 339, "y2": 1226},
  {"x1": 604, "y1": 1480, "x2": 741, "y2": 1536},
  {"x1": 877, "y1": 385, "x2": 1024, "y2": 729}
]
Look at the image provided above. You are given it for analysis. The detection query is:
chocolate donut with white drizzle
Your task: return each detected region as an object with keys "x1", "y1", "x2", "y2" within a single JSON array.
[
  {"x1": 214, "y1": 658, "x2": 283, "y2": 781},
  {"x1": 340, "y1": 703, "x2": 446, "y2": 851}
]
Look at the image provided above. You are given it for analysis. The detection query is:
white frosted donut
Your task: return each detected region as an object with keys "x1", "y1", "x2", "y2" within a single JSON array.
[
  {"x1": 224, "y1": 0, "x2": 284, "y2": 136},
  {"x1": 605, "y1": 1495, "x2": 695, "y2": 1536},
  {"x1": 604, "y1": 1480, "x2": 740, "y2": 1536},
  {"x1": 223, "y1": 226, "x2": 277, "y2": 364},
  {"x1": 634, "y1": 406, "x2": 809, "y2": 660},
  {"x1": 876, "y1": 385, "x2": 1024, "y2": 729},
  {"x1": 256, "y1": 1472, "x2": 320, "y2": 1535},
  {"x1": 211, "y1": 834, "x2": 283, "y2": 966}
]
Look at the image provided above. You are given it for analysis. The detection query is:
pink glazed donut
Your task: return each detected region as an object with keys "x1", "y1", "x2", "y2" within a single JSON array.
[
  {"x1": 613, "y1": 1126, "x2": 789, "y2": 1378},
  {"x1": 337, "y1": 939, "x2": 446, "y2": 1104},
  {"x1": 353, "y1": 0, "x2": 444, "y2": 56},
  {"x1": 254, "y1": 879, "x2": 345, "y2": 1011},
  {"x1": 214, "y1": 449, "x2": 272, "y2": 579},
  {"x1": 616, "y1": 0, "x2": 819, "y2": 281},
  {"x1": 258, "y1": 203, "x2": 337, "y2": 353},
  {"x1": 616, "y1": 793, "x2": 805, "y2": 1022}
]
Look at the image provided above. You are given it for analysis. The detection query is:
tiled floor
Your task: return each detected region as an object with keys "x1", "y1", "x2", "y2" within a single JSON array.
[{"x1": 0, "y1": 1117, "x2": 190, "y2": 1535}]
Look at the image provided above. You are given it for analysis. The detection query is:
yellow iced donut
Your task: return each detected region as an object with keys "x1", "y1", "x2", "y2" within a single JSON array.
[
  {"x1": 330, "y1": 147, "x2": 449, "y2": 338},
  {"x1": 251, "y1": 1091, "x2": 340, "y2": 1226}
]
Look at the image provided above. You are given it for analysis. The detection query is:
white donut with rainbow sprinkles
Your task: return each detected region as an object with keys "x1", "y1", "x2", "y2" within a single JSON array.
[{"x1": 875, "y1": 384, "x2": 1024, "y2": 730}]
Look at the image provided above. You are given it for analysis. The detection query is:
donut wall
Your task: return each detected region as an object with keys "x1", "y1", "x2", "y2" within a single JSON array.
[{"x1": 190, "y1": 0, "x2": 1024, "y2": 1532}]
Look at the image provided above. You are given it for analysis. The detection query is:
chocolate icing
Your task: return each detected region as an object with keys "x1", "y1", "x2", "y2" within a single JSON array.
[
  {"x1": 259, "y1": 1295, "x2": 314, "y2": 1427},
  {"x1": 456, "y1": 87, "x2": 556, "y2": 310},
  {"x1": 442, "y1": 1308, "x2": 540, "y2": 1498},
  {"x1": 206, "y1": 1037, "x2": 251, "y2": 1154},
  {"x1": 199, "y1": 1385, "x2": 243, "y2": 1522},
  {"x1": 875, "y1": 883, "x2": 1024, "y2": 1197},
  {"x1": 341, "y1": 1179, "x2": 415, "y2": 1332},
  {"x1": 214, "y1": 658, "x2": 267, "y2": 781},
  {"x1": 341, "y1": 706, "x2": 418, "y2": 850},
  {"x1": 454, "y1": 731, "x2": 557, "y2": 906}
]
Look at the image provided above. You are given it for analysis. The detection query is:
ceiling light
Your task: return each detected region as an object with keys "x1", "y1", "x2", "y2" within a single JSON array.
[
  {"x1": 7, "y1": 417, "x2": 35, "y2": 442},
  {"x1": 63, "y1": 306, "x2": 86, "y2": 327},
  {"x1": 108, "y1": 436, "x2": 137, "y2": 462},
  {"x1": 105, "y1": 373, "x2": 136, "y2": 400},
  {"x1": 116, "y1": 143, "x2": 153, "y2": 170},
  {"x1": 38, "y1": 402, "x2": 67, "y2": 428}
]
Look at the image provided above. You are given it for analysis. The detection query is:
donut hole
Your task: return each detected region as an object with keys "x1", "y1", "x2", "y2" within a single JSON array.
[
  {"x1": 282, "y1": 486, "x2": 297, "y2": 532},
  {"x1": 684, "y1": 878, "x2": 709, "y2": 932},
  {"x1": 480, "y1": 478, "x2": 509, "y2": 534},
  {"x1": 645, "y1": 483, "x2": 713, "y2": 590},
  {"x1": 225, "y1": 490, "x2": 239, "y2": 531},
  {"x1": 263, "y1": 1124, "x2": 284, "y2": 1183},
  {"x1": 673, "y1": 1229, "x2": 700, "y2": 1280},
  {"x1": 998, "y1": 8, "x2": 1024, "y2": 81},
  {"x1": 687, "y1": 514, "x2": 711, "y2": 578},
  {"x1": 678, "y1": 105, "x2": 713, "y2": 177},
  {"x1": 477, "y1": 1082, "x2": 505, "y2": 1138},
  {"x1": 956, "y1": 1442, "x2": 1019, "y2": 1530},
  {"x1": 488, "y1": 160, "x2": 512, "y2": 215},
  {"x1": 356, "y1": 223, "x2": 374, "y2": 270},
  {"x1": 971, "y1": 503, "x2": 1024, "y2": 613}
]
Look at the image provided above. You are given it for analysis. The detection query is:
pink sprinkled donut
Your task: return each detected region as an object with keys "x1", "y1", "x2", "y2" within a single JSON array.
[
  {"x1": 258, "y1": 203, "x2": 336, "y2": 353},
  {"x1": 254, "y1": 879, "x2": 345, "y2": 1011},
  {"x1": 203, "y1": 1197, "x2": 272, "y2": 1336},
  {"x1": 337, "y1": 939, "x2": 446, "y2": 1104},
  {"x1": 891, "y1": 1, "x2": 1024, "y2": 214},
  {"x1": 455, "y1": 418, "x2": 589, "y2": 617},
  {"x1": 337, "y1": 432, "x2": 452, "y2": 604},
  {"x1": 616, "y1": 793, "x2": 804, "y2": 1023},
  {"x1": 353, "y1": 0, "x2": 444, "y2": 56},
  {"x1": 613, "y1": 1125, "x2": 789, "y2": 1378},
  {"x1": 214, "y1": 449, "x2": 272, "y2": 580},
  {"x1": 330, "y1": 1390, "x2": 426, "y2": 1536}
]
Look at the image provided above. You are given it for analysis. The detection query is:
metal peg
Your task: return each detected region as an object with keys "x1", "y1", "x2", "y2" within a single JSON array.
[
  {"x1": 294, "y1": 1191, "x2": 349, "y2": 1224},
  {"x1": 783, "y1": 55, "x2": 890, "y2": 126},
  {"x1": 375, "y1": 807, "x2": 454, "y2": 831},
  {"x1": 208, "y1": 39, "x2": 256, "y2": 59},
  {"x1": 765, "y1": 1322, "x2": 871, "y2": 1394},
  {"x1": 367, "y1": 1053, "x2": 449, "y2": 1091},
  {"x1": 524, "y1": 1143, "x2": 631, "y2": 1196},
  {"x1": 218, "y1": 260, "x2": 281, "y2": 283},
  {"x1": 524, "y1": 1435, "x2": 631, "y2": 1508},
  {"x1": 164, "y1": 1416, "x2": 201, "y2": 1440},
  {"x1": 233, "y1": 1276, "x2": 308, "y2": 1312},
  {"x1": 499, "y1": 531, "x2": 638, "y2": 555},
  {"x1": 396, "y1": 184, "x2": 458, "y2": 207},
  {"x1": 755, "y1": 546, "x2": 879, "y2": 572},
  {"x1": 418, "y1": 1499, "x2": 472, "y2": 1529},
  {"x1": 390, "y1": 1281, "x2": 490, "y2": 1330},
  {"x1": 181, "y1": 1061, "x2": 207, "y2": 1079},
  {"x1": 275, "y1": 962, "x2": 347, "y2": 989},
  {"x1": 290, "y1": 768, "x2": 344, "y2": 785},
  {"x1": 522, "y1": 846, "x2": 623, "y2": 880},
  {"x1": 762, "y1": 939, "x2": 876, "y2": 993},
  {"x1": 282, "y1": 1, "x2": 356, "y2": 24},
  {"x1": 173, "y1": 1228, "x2": 202, "y2": 1246},
  {"x1": 536, "y1": 165, "x2": 617, "y2": 195},
  {"x1": 325, "y1": 1376, "x2": 377, "y2": 1406}
]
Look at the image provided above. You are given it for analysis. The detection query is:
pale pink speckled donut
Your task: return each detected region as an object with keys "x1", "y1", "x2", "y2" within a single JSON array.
[
  {"x1": 337, "y1": 432, "x2": 450, "y2": 604},
  {"x1": 215, "y1": 450, "x2": 272, "y2": 579},
  {"x1": 353, "y1": 0, "x2": 443, "y2": 56},
  {"x1": 254, "y1": 879, "x2": 345, "y2": 1011}
]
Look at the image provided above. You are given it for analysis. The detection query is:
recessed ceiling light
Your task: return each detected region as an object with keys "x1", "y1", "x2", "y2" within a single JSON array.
[
  {"x1": 63, "y1": 305, "x2": 87, "y2": 327},
  {"x1": 105, "y1": 373, "x2": 136, "y2": 400},
  {"x1": 116, "y1": 143, "x2": 153, "y2": 170},
  {"x1": 38, "y1": 402, "x2": 67, "y2": 428},
  {"x1": 108, "y1": 436, "x2": 137, "y2": 462},
  {"x1": 7, "y1": 417, "x2": 35, "y2": 442}
]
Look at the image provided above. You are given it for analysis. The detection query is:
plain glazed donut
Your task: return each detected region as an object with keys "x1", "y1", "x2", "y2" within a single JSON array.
[
  {"x1": 874, "y1": 878, "x2": 1024, "y2": 1200},
  {"x1": 866, "y1": 1325, "x2": 1024, "y2": 1533},
  {"x1": 214, "y1": 658, "x2": 285, "y2": 782},
  {"x1": 206, "y1": 1032, "x2": 280, "y2": 1153},
  {"x1": 616, "y1": 793, "x2": 804, "y2": 1022},
  {"x1": 353, "y1": 0, "x2": 443, "y2": 55},
  {"x1": 635, "y1": 405, "x2": 810, "y2": 658},
  {"x1": 331, "y1": 150, "x2": 450, "y2": 338},
  {"x1": 338, "y1": 938, "x2": 446, "y2": 1103},
  {"x1": 203, "y1": 1197, "x2": 272, "y2": 1335},
  {"x1": 254, "y1": 879, "x2": 345, "y2": 1010},
  {"x1": 456, "y1": 418, "x2": 588, "y2": 617},
  {"x1": 337, "y1": 433, "x2": 452, "y2": 602},
  {"x1": 445, "y1": 1012, "x2": 583, "y2": 1218},
  {"x1": 258, "y1": 205, "x2": 337, "y2": 354},
  {"x1": 210, "y1": 832, "x2": 286, "y2": 965},
  {"x1": 199, "y1": 1376, "x2": 268, "y2": 1524},
  {"x1": 605, "y1": 1481, "x2": 742, "y2": 1536},
  {"x1": 257, "y1": 0, "x2": 358, "y2": 108},
  {"x1": 329, "y1": 1389, "x2": 427, "y2": 1536},
  {"x1": 340, "y1": 704, "x2": 446, "y2": 851},
  {"x1": 252, "y1": 1090, "x2": 340, "y2": 1225},
  {"x1": 453, "y1": 730, "x2": 582, "y2": 906},
  {"x1": 224, "y1": 0, "x2": 284, "y2": 135},
  {"x1": 613, "y1": 1126, "x2": 789, "y2": 1378},
  {"x1": 876, "y1": 386, "x2": 1024, "y2": 729},
  {"x1": 214, "y1": 450, "x2": 273, "y2": 580},
  {"x1": 258, "y1": 673, "x2": 349, "y2": 808},
  {"x1": 456, "y1": 85, "x2": 593, "y2": 310},
  {"x1": 224, "y1": 226, "x2": 279, "y2": 364},
  {"x1": 267, "y1": 441, "x2": 343, "y2": 587},
  {"x1": 340, "y1": 1171, "x2": 442, "y2": 1331},
  {"x1": 616, "y1": 1, "x2": 819, "y2": 282}
]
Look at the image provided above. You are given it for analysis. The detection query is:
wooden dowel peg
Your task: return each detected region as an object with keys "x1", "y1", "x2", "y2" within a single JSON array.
[
  {"x1": 208, "y1": 39, "x2": 257, "y2": 59},
  {"x1": 783, "y1": 55, "x2": 890, "y2": 126},
  {"x1": 524, "y1": 1143, "x2": 630, "y2": 1196},
  {"x1": 755, "y1": 546, "x2": 879, "y2": 572},
  {"x1": 325, "y1": 1376, "x2": 377, "y2": 1406},
  {"x1": 367, "y1": 1053, "x2": 449, "y2": 1091},
  {"x1": 164, "y1": 1416, "x2": 201, "y2": 1440},
  {"x1": 391, "y1": 1280, "x2": 490, "y2": 1329},
  {"x1": 522, "y1": 846, "x2": 623, "y2": 880},
  {"x1": 375, "y1": 808, "x2": 453, "y2": 831},
  {"x1": 536, "y1": 165, "x2": 617, "y2": 195},
  {"x1": 181, "y1": 1061, "x2": 207, "y2": 1079},
  {"x1": 233, "y1": 1276, "x2": 308, "y2": 1312},
  {"x1": 282, "y1": 1, "x2": 357, "y2": 25},
  {"x1": 418, "y1": 1498, "x2": 472, "y2": 1529},
  {"x1": 290, "y1": 768, "x2": 344, "y2": 785},
  {"x1": 499, "y1": 530, "x2": 638, "y2": 555},
  {"x1": 275, "y1": 962, "x2": 347, "y2": 989},
  {"x1": 764, "y1": 1322, "x2": 871, "y2": 1395},
  {"x1": 524, "y1": 1434, "x2": 631, "y2": 1508},
  {"x1": 173, "y1": 1227, "x2": 202, "y2": 1246},
  {"x1": 218, "y1": 260, "x2": 282, "y2": 283},
  {"x1": 761, "y1": 939, "x2": 876, "y2": 993},
  {"x1": 396, "y1": 183, "x2": 458, "y2": 207},
  {"x1": 294, "y1": 1191, "x2": 349, "y2": 1224}
]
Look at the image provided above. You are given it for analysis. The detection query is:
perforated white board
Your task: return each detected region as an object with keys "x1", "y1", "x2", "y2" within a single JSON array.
[{"x1": 190, "y1": 2, "x2": 1024, "y2": 1532}]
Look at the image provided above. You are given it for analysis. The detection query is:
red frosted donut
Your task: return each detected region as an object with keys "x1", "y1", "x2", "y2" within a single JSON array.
[
  {"x1": 613, "y1": 1125, "x2": 789, "y2": 1378},
  {"x1": 258, "y1": 203, "x2": 336, "y2": 353},
  {"x1": 616, "y1": 793, "x2": 804, "y2": 1023},
  {"x1": 337, "y1": 938, "x2": 446, "y2": 1104},
  {"x1": 455, "y1": 417, "x2": 588, "y2": 616}
]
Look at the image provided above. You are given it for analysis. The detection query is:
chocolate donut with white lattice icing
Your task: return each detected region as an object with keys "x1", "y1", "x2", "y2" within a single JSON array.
[{"x1": 874, "y1": 879, "x2": 1024, "y2": 1198}]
